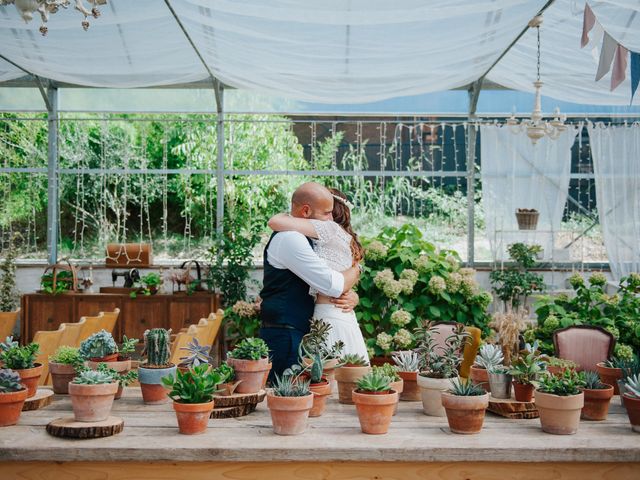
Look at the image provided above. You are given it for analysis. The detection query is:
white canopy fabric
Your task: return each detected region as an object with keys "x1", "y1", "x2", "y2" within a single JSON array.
[{"x1": 0, "y1": 0, "x2": 639, "y2": 105}]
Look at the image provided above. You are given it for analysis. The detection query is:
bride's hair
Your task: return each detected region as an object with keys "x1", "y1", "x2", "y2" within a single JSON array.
[{"x1": 329, "y1": 187, "x2": 364, "y2": 262}]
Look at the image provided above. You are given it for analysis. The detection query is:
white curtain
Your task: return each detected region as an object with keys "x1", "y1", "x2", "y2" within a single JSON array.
[
  {"x1": 480, "y1": 124, "x2": 579, "y2": 261},
  {"x1": 587, "y1": 123, "x2": 640, "y2": 279}
]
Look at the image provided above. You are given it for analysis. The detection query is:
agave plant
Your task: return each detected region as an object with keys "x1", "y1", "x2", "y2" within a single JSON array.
[
  {"x1": 340, "y1": 353, "x2": 368, "y2": 366},
  {"x1": 581, "y1": 370, "x2": 607, "y2": 390},
  {"x1": 356, "y1": 370, "x2": 392, "y2": 393},
  {"x1": 448, "y1": 377, "x2": 486, "y2": 396},
  {"x1": 392, "y1": 350, "x2": 420, "y2": 372},
  {"x1": 271, "y1": 371, "x2": 311, "y2": 397},
  {"x1": 474, "y1": 344, "x2": 504, "y2": 370},
  {"x1": 625, "y1": 373, "x2": 640, "y2": 398}
]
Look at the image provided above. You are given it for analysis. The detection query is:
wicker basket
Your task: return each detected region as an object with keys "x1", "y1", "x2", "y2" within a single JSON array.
[
  {"x1": 40, "y1": 261, "x2": 79, "y2": 294},
  {"x1": 515, "y1": 209, "x2": 539, "y2": 230}
]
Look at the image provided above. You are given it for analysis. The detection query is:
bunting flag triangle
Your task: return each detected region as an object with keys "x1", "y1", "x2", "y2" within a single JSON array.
[
  {"x1": 581, "y1": 3, "x2": 596, "y2": 48},
  {"x1": 611, "y1": 44, "x2": 629, "y2": 91},
  {"x1": 596, "y1": 32, "x2": 618, "y2": 81},
  {"x1": 631, "y1": 51, "x2": 640, "y2": 104}
]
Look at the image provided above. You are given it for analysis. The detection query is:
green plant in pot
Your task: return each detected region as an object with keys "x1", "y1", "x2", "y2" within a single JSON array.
[
  {"x1": 372, "y1": 364, "x2": 403, "y2": 415},
  {"x1": 0, "y1": 368, "x2": 29, "y2": 426},
  {"x1": 508, "y1": 343, "x2": 545, "y2": 402},
  {"x1": 227, "y1": 337, "x2": 271, "y2": 394},
  {"x1": 266, "y1": 371, "x2": 313, "y2": 436},
  {"x1": 95, "y1": 362, "x2": 138, "y2": 400},
  {"x1": 470, "y1": 343, "x2": 504, "y2": 393},
  {"x1": 534, "y1": 369, "x2": 585, "y2": 435},
  {"x1": 162, "y1": 363, "x2": 223, "y2": 435},
  {"x1": 40, "y1": 270, "x2": 74, "y2": 295},
  {"x1": 489, "y1": 243, "x2": 545, "y2": 310},
  {"x1": 597, "y1": 356, "x2": 631, "y2": 396},
  {"x1": 623, "y1": 373, "x2": 640, "y2": 432},
  {"x1": 441, "y1": 378, "x2": 489, "y2": 434},
  {"x1": 49, "y1": 346, "x2": 85, "y2": 394},
  {"x1": 0, "y1": 343, "x2": 41, "y2": 398},
  {"x1": 392, "y1": 350, "x2": 421, "y2": 401},
  {"x1": 212, "y1": 362, "x2": 239, "y2": 396},
  {"x1": 138, "y1": 328, "x2": 176, "y2": 405},
  {"x1": 352, "y1": 370, "x2": 398, "y2": 435},
  {"x1": 118, "y1": 335, "x2": 138, "y2": 361},
  {"x1": 79, "y1": 330, "x2": 119, "y2": 363},
  {"x1": 335, "y1": 353, "x2": 371, "y2": 405},
  {"x1": 579, "y1": 370, "x2": 614, "y2": 421},
  {"x1": 130, "y1": 273, "x2": 162, "y2": 298},
  {"x1": 68, "y1": 369, "x2": 118, "y2": 422}
]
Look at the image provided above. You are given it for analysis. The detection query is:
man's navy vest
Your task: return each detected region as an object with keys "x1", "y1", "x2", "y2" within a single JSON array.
[{"x1": 260, "y1": 232, "x2": 315, "y2": 333}]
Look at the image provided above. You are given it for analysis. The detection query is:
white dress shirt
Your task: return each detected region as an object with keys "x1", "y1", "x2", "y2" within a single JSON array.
[{"x1": 266, "y1": 231, "x2": 344, "y2": 298}]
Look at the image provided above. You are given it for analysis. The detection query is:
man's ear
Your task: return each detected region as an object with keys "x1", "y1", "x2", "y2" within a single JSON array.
[{"x1": 300, "y1": 205, "x2": 312, "y2": 218}]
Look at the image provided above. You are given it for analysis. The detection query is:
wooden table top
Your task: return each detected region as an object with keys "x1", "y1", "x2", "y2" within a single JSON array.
[{"x1": 0, "y1": 387, "x2": 638, "y2": 463}]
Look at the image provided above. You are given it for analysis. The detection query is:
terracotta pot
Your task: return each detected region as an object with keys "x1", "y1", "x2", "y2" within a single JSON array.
[
  {"x1": 88, "y1": 353, "x2": 119, "y2": 363},
  {"x1": 49, "y1": 362, "x2": 78, "y2": 394},
  {"x1": 266, "y1": 392, "x2": 314, "y2": 435},
  {"x1": 618, "y1": 380, "x2": 627, "y2": 408},
  {"x1": 309, "y1": 379, "x2": 331, "y2": 417},
  {"x1": 88, "y1": 358, "x2": 131, "y2": 374},
  {"x1": 262, "y1": 363, "x2": 272, "y2": 389},
  {"x1": 546, "y1": 365, "x2": 566, "y2": 377},
  {"x1": 334, "y1": 365, "x2": 371, "y2": 404},
  {"x1": 535, "y1": 391, "x2": 584, "y2": 435},
  {"x1": 581, "y1": 385, "x2": 614, "y2": 421},
  {"x1": 369, "y1": 356, "x2": 392, "y2": 367},
  {"x1": 16, "y1": 363, "x2": 43, "y2": 398},
  {"x1": 115, "y1": 384, "x2": 124, "y2": 400},
  {"x1": 390, "y1": 379, "x2": 403, "y2": 415},
  {"x1": 68, "y1": 381, "x2": 118, "y2": 422},
  {"x1": 138, "y1": 364, "x2": 177, "y2": 405},
  {"x1": 216, "y1": 380, "x2": 242, "y2": 396},
  {"x1": 352, "y1": 389, "x2": 398, "y2": 434},
  {"x1": 173, "y1": 400, "x2": 214, "y2": 435},
  {"x1": 596, "y1": 363, "x2": 622, "y2": 395},
  {"x1": 623, "y1": 394, "x2": 640, "y2": 433},
  {"x1": 397, "y1": 371, "x2": 420, "y2": 401},
  {"x1": 417, "y1": 374, "x2": 451, "y2": 417},
  {"x1": 441, "y1": 392, "x2": 490, "y2": 434},
  {"x1": 469, "y1": 366, "x2": 490, "y2": 393},
  {"x1": 0, "y1": 388, "x2": 29, "y2": 427},
  {"x1": 513, "y1": 381, "x2": 534, "y2": 402},
  {"x1": 227, "y1": 357, "x2": 270, "y2": 394}
]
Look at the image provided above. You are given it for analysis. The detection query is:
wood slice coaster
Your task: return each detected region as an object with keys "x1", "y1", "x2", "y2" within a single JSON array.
[
  {"x1": 210, "y1": 402, "x2": 258, "y2": 419},
  {"x1": 22, "y1": 389, "x2": 54, "y2": 411},
  {"x1": 487, "y1": 396, "x2": 539, "y2": 419},
  {"x1": 211, "y1": 389, "x2": 266, "y2": 408},
  {"x1": 46, "y1": 416, "x2": 124, "y2": 439}
]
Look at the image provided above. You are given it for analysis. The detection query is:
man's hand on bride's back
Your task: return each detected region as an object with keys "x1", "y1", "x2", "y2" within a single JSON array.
[{"x1": 330, "y1": 290, "x2": 359, "y2": 312}]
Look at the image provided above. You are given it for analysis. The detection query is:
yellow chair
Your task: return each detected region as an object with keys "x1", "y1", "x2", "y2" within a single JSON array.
[
  {"x1": 100, "y1": 308, "x2": 120, "y2": 334},
  {"x1": 57, "y1": 318, "x2": 86, "y2": 348},
  {"x1": 169, "y1": 325, "x2": 198, "y2": 366},
  {"x1": 205, "y1": 309, "x2": 224, "y2": 346},
  {"x1": 33, "y1": 325, "x2": 67, "y2": 385},
  {"x1": 77, "y1": 312, "x2": 106, "y2": 345},
  {"x1": 0, "y1": 308, "x2": 20, "y2": 341},
  {"x1": 460, "y1": 326, "x2": 482, "y2": 379}
]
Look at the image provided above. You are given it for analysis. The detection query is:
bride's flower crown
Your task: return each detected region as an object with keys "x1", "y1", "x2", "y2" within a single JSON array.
[{"x1": 332, "y1": 194, "x2": 354, "y2": 210}]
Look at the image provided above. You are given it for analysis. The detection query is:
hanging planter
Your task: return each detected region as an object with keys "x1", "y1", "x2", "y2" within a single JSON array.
[{"x1": 515, "y1": 209, "x2": 539, "y2": 230}]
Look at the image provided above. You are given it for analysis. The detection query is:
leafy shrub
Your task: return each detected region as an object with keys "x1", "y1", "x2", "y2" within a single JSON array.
[
  {"x1": 162, "y1": 364, "x2": 222, "y2": 404},
  {"x1": 223, "y1": 300, "x2": 261, "y2": 346},
  {"x1": 228, "y1": 337, "x2": 269, "y2": 361},
  {"x1": 489, "y1": 243, "x2": 545, "y2": 308},
  {"x1": 1, "y1": 343, "x2": 39, "y2": 369},
  {"x1": 49, "y1": 346, "x2": 85, "y2": 371}
]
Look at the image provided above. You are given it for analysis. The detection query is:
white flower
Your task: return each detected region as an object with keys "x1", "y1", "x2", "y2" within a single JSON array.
[
  {"x1": 374, "y1": 269, "x2": 394, "y2": 289},
  {"x1": 383, "y1": 280, "x2": 403, "y2": 300},
  {"x1": 446, "y1": 272, "x2": 462, "y2": 293},
  {"x1": 390, "y1": 309, "x2": 412, "y2": 327},
  {"x1": 365, "y1": 241, "x2": 388, "y2": 261},
  {"x1": 428, "y1": 276, "x2": 446, "y2": 295},
  {"x1": 376, "y1": 332, "x2": 393, "y2": 351},
  {"x1": 393, "y1": 329, "x2": 413, "y2": 348},
  {"x1": 414, "y1": 255, "x2": 431, "y2": 273},
  {"x1": 400, "y1": 269, "x2": 418, "y2": 284}
]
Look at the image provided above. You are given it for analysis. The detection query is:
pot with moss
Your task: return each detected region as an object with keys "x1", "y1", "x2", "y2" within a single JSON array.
[
  {"x1": 162, "y1": 364, "x2": 222, "y2": 435},
  {"x1": 392, "y1": 350, "x2": 420, "y2": 401},
  {"x1": 79, "y1": 330, "x2": 119, "y2": 363},
  {"x1": 0, "y1": 343, "x2": 42, "y2": 398},
  {"x1": 138, "y1": 328, "x2": 176, "y2": 405},
  {"x1": 68, "y1": 370, "x2": 118, "y2": 422},
  {"x1": 334, "y1": 354, "x2": 371, "y2": 404},
  {"x1": 266, "y1": 371, "x2": 314, "y2": 435},
  {"x1": 49, "y1": 346, "x2": 85, "y2": 394},
  {"x1": 580, "y1": 370, "x2": 613, "y2": 421},
  {"x1": 535, "y1": 370, "x2": 584, "y2": 435},
  {"x1": 441, "y1": 378, "x2": 490, "y2": 434},
  {"x1": 226, "y1": 337, "x2": 271, "y2": 394},
  {"x1": 352, "y1": 370, "x2": 398, "y2": 434},
  {"x1": 0, "y1": 369, "x2": 29, "y2": 426},
  {"x1": 470, "y1": 344, "x2": 504, "y2": 393}
]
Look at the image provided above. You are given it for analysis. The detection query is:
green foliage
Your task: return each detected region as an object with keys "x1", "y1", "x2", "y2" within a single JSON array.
[
  {"x1": 0, "y1": 233, "x2": 20, "y2": 312},
  {"x1": 72, "y1": 369, "x2": 116, "y2": 385},
  {"x1": 415, "y1": 322, "x2": 469, "y2": 379},
  {"x1": 371, "y1": 363, "x2": 400, "y2": 382},
  {"x1": 339, "y1": 354, "x2": 368, "y2": 366},
  {"x1": 1, "y1": 343, "x2": 39, "y2": 369},
  {"x1": 212, "y1": 362, "x2": 235, "y2": 383},
  {"x1": 0, "y1": 336, "x2": 18, "y2": 353},
  {"x1": 581, "y1": 370, "x2": 607, "y2": 390},
  {"x1": 49, "y1": 346, "x2": 85, "y2": 371},
  {"x1": 356, "y1": 370, "x2": 392, "y2": 393},
  {"x1": 130, "y1": 273, "x2": 162, "y2": 298},
  {"x1": 489, "y1": 243, "x2": 545, "y2": 308},
  {"x1": 224, "y1": 300, "x2": 261, "y2": 347},
  {"x1": 298, "y1": 318, "x2": 344, "y2": 380},
  {"x1": 228, "y1": 337, "x2": 269, "y2": 361},
  {"x1": 162, "y1": 363, "x2": 222, "y2": 404},
  {"x1": 357, "y1": 224, "x2": 492, "y2": 357},
  {"x1": 40, "y1": 270, "x2": 74, "y2": 295},
  {"x1": 447, "y1": 378, "x2": 486, "y2": 396},
  {"x1": 95, "y1": 362, "x2": 138, "y2": 388},
  {"x1": 143, "y1": 328, "x2": 171, "y2": 366},
  {"x1": 531, "y1": 273, "x2": 640, "y2": 355},
  {"x1": 0, "y1": 368, "x2": 23, "y2": 393},
  {"x1": 271, "y1": 372, "x2": 311, "y2": 397},
  {"x1": 178, "y1": 338, "x2": 211, "y2": 368},
  {"x1": 79, "y1": 330, "x2": 118, "y2": 359},
  {"x1": 508, "y1": 349, "x2": 545, "y2": 385},
  {"x1": 535, "y1": 369, "x2": 583, "y2": 396},
  {"x1": 119, "y1": 335, "x2": 138, "y2": 357}
]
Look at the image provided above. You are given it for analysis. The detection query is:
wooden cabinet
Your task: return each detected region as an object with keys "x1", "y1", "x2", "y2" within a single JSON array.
[{"x1": 21, "y1": 293, "x2": 220, "y2": 343}]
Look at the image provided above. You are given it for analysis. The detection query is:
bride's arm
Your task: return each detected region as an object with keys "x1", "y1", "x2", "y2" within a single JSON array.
[{"x1": 268, "y1": 213, "x2": 319, "y2": 239}]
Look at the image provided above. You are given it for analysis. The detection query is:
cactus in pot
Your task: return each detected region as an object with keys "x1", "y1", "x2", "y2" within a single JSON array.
[{"x1": 138, "y1": 328, "x2": 176, "y2": 405}]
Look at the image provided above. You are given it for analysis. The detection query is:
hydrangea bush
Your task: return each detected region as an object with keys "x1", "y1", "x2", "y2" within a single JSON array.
[
  {"x1": 526, "y1": 272, "x2": 640, "y2": 355},
  {"x1": 357, "y1": 224, "x2": 492, "y2": 357}
]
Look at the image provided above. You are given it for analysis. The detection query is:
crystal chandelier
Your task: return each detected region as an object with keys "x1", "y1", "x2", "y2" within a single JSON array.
[
  {"x1": 507, "y1": 16, "x2": 567, "y2": 144},
  {"x1": 0, "y1": 0, "x2": 107, "y2": 36}
]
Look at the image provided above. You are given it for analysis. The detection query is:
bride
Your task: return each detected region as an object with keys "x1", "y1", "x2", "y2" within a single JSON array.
[{"x1": 268, "y1": 187, "x2": 369, "y2": 362}]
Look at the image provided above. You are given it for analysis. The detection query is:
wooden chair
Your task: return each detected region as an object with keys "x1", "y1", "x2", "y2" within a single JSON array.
[
  {"x1": 100, "y1": 308, "x2": 120, "y2": 334},
  {"x1": 33, "y1": 325, "x2": 67, "y2": 385},
  {"x1": 205, "y1": 309, "x2": 224, "y2": 346},
  {"x1": 0, "y1": 308, "x2": 20, "y2": 341},
  {"x1": 553, "y1": 325, "x2": 615, "y2": 372},
  {"x1": 57, "y1": 318, "x2": 86, "y2": 348},
  {"x1": 169, "y1": 324, "x2": 199, "y2": 367},
  {"x1": 77, "y1": 308, "x2": 119, "y2": 345}
]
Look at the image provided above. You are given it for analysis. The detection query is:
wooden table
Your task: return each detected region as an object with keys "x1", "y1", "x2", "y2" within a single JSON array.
[{"x1": 0, "y1": 388, "x2": 638, "y2": 479}]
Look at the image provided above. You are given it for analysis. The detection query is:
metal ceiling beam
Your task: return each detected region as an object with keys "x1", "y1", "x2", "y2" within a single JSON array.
[{"x1": 0, "y1": 54, "x2": 51, "y2": 110}]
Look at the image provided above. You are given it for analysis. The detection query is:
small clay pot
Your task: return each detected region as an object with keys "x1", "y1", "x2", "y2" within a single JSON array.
[
  {"x1": 469, "y1": 366, "x2": 490, "y2": 393},
  {"x1": 88, "y1": 358, "x2": 131, "y2": 374},
  {"x1": 138, "y1": 364, "x2": 177, "y2": 405},
  {"x1": 352, "y1": 389, "x2": 398, "y2": 434},
  {"x1": 417, "y1": 374, "x2": 451, "y2": 417},
  {"x1": 49, "y1": 362, "x2": 79, "y2": 394},
  {"x1": 309, "y1": 379, "x2": 331, "y2": 417},
  {"x1": 389, "y1": 379, "x2": 403, "y2": 415},
  {"x1": 266, "y1": 392, "x2": 314, "y2": 435},
  {"x1": 88, "y1": 353, "x2": 119, "y2": 363},
  {"x1": 623, "y1": 394, "x2": 640, "y2": 433},
  {"x1": 441, "y1": 392, "x2": 490, "y2": 434},
  {"x1": 513, "y1": 381, "x2": 534, "y2": 402},
  {"x1": 173, "y1": 400, "x2": 214, "y2": 435},
  {"x1": 216, "y1": 380, "x2": 242, "y2": 396},
  {"x1": 581, "y1": 385, "x2": 614, "y2": 421},
  {"x1": 334, "y1": 365, "x2": 371, "y2": 405},
  {"x1": 68, "y1": 381, "x2": 118, "y2": 422},
  {"x1": 397, "y1": 371, "x2": 420, "y2": 401},
  {"x1": 16, "y1": 363, "x2": 43, "y2": 398},
  {"x1": 535, "y1": 391, "x2": 584, "y2": 435},
  {"x1": 0, "y1": 388, "x2": 29, "y2": 427},
  {"x1": 596, "y1": 363, "x2": 622, "y2": 395},
  {"x1": 227, "y1": 357, "x2": 270, "y2": 394}
]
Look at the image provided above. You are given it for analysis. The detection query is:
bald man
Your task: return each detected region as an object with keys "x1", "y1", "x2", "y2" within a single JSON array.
[{"x1": 259, "y1": 182, "x2": 360, "y2": 380}]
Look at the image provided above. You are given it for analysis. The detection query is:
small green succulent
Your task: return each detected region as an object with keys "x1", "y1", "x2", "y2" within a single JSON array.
[
  {"x1": 95, "y1": 362, "x2": 138, "y2": 388},
  {"x1": 1, "y1": 343, "x2": 40, "y2": 369},
  {"x1": 143, "y1": 328, "x2": 171, "y2": 366},
  {"x1": 0, "y1": 368, "x2": 23, "y2": 393},
  {"x1": 392, "y1": 350, "x2": 420, "y2": 372},
  {"x1": 535, "y1": 369, "x2": 583, "y2": 396},
  {"x1": 474, "y1": 344, "x2": 504, "y2": 370},
  {"x1": 448, "y1": 377, "x2": 486, "y2": 396},
  {"x1": 356, "y1": 370, "x2": 392, "y2": 393},
  {"x1": 271, "y1": 372, "x2": 311, "y2": 397},
  {"x1": 371, "y1": 363, "x2": 400, "y2": 381},
  {"x1": 162, "y1": 364, "x2": 223, "y2": 404},
  {"x1": 625, "y1": 374, "x2": 640, "y2": 398},
  {"x1": 119, "y1": 335, "x2": 138, "y2": 357},
  {"x1": 72, "y1": 369, "x2": 116, "y2": 385},
  {"x1": 178, "y1": 338, "x2": 211, "y2": 368},
  {"x1": 212, "y1": 362, "x2": 235, "y2": 383},
  {"x1": 581, "y1": 370, "x2": 608, "y2": 390},
  {"x1": 228, "y1": 337, "x2": 269, "y2": 361},
  {"x1": 49, "y1": 346, "x2": 85, "y2": 371},
  {"x1": 79, "y1": 330, "x2": 118, "y2": 360},
  {"x1": 339, "y1": 353, "x2": 368, "y2": 366}
]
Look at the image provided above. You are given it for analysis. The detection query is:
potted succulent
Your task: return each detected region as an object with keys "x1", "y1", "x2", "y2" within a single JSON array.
[
  {"x1": 415, "y1": 322, "x2": 468, "y2": 417},
  {"x1": 392, "y1": 350, "x2": 420, "y2": 401},
  {"x1": 372, "y1": 363, "x2": 403, "y2": 415},
  {"x1": 508, "y1": 344, "x2": 545, "y2": 402},
  {"x1": 623, "y1": 373, "x2": 640, "y2": 432},
  {"x1": 0, "y1": 368, "x2": 29, "y2": 426},
  {"x1": 334, "y1": 353, "x2": 371, "y2": 405},
  {"x1": 488, "y1": 365, "x2": 512, "y2": 399},
  {"x1": 535, "y1": 369, "x2": 584, "y2": 435},
  {"x1": 95, "y1": 362, "x2": 138, "y2": 400},
  {"x1": 299, "y1": 319, "x2": 344, "y2": 385},
  {"x1": 162, "y1": 363, "x2": 222, "y2": 435},
  {"x1": 178, "y1": 338, "x2": 211, "y2": 374},
  {"x1": 87, "y1": 335, "x2": 137, "y2": 376},
  {"x1": 49, "y1": 346, "x2": 85, "y2": 394},
  {"x1": 130, "y1": 272, "x2": 162, "y2": 298},
  {"x1": 212, "y1": 363, "x2": 240, "y2": 396},
  {"x1": 596, "y1": 357, "x2": 626, "y2": 395},
  {"x1": 548, "y1": 357, "x2": 578, "y2": 378},
  {"x1": 68, "y1": 369, "x2": 118, "y2": 422},
  {"x1": 580, "y1": 370, "x2": 613, "y2": 421},
  {"x1": 266, "y1": 371, "x2": 313, "y2": 436},
  {"x1": 79, "y1": 330, "x2": 119, "y2": 363},
  {"x1": 470, "y1": 344, "x2": 504, "y2": 393},
  {"x1": 0, "y1": 343, "x2": 41, "y2": 398},
  {"x1": 138, "y1": 328, "x2": 177, "y2": 405},
  {"x1": 226, "y1": 337, "x2": 271, "y2": 394},
  {"x1": 441, "y1": 378, "x2": 490, "y2": 434},
  {"x1": 619, "y1": 359, "x2": 640, "y2": 407},
  {"x1": 352, "y1": 370, "x2": 398, "y2": 435}
]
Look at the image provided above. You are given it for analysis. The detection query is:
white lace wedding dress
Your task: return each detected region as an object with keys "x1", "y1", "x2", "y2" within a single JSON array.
[{"x1": 309, "y1": 220, "x2": 369, "y2": 361}]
